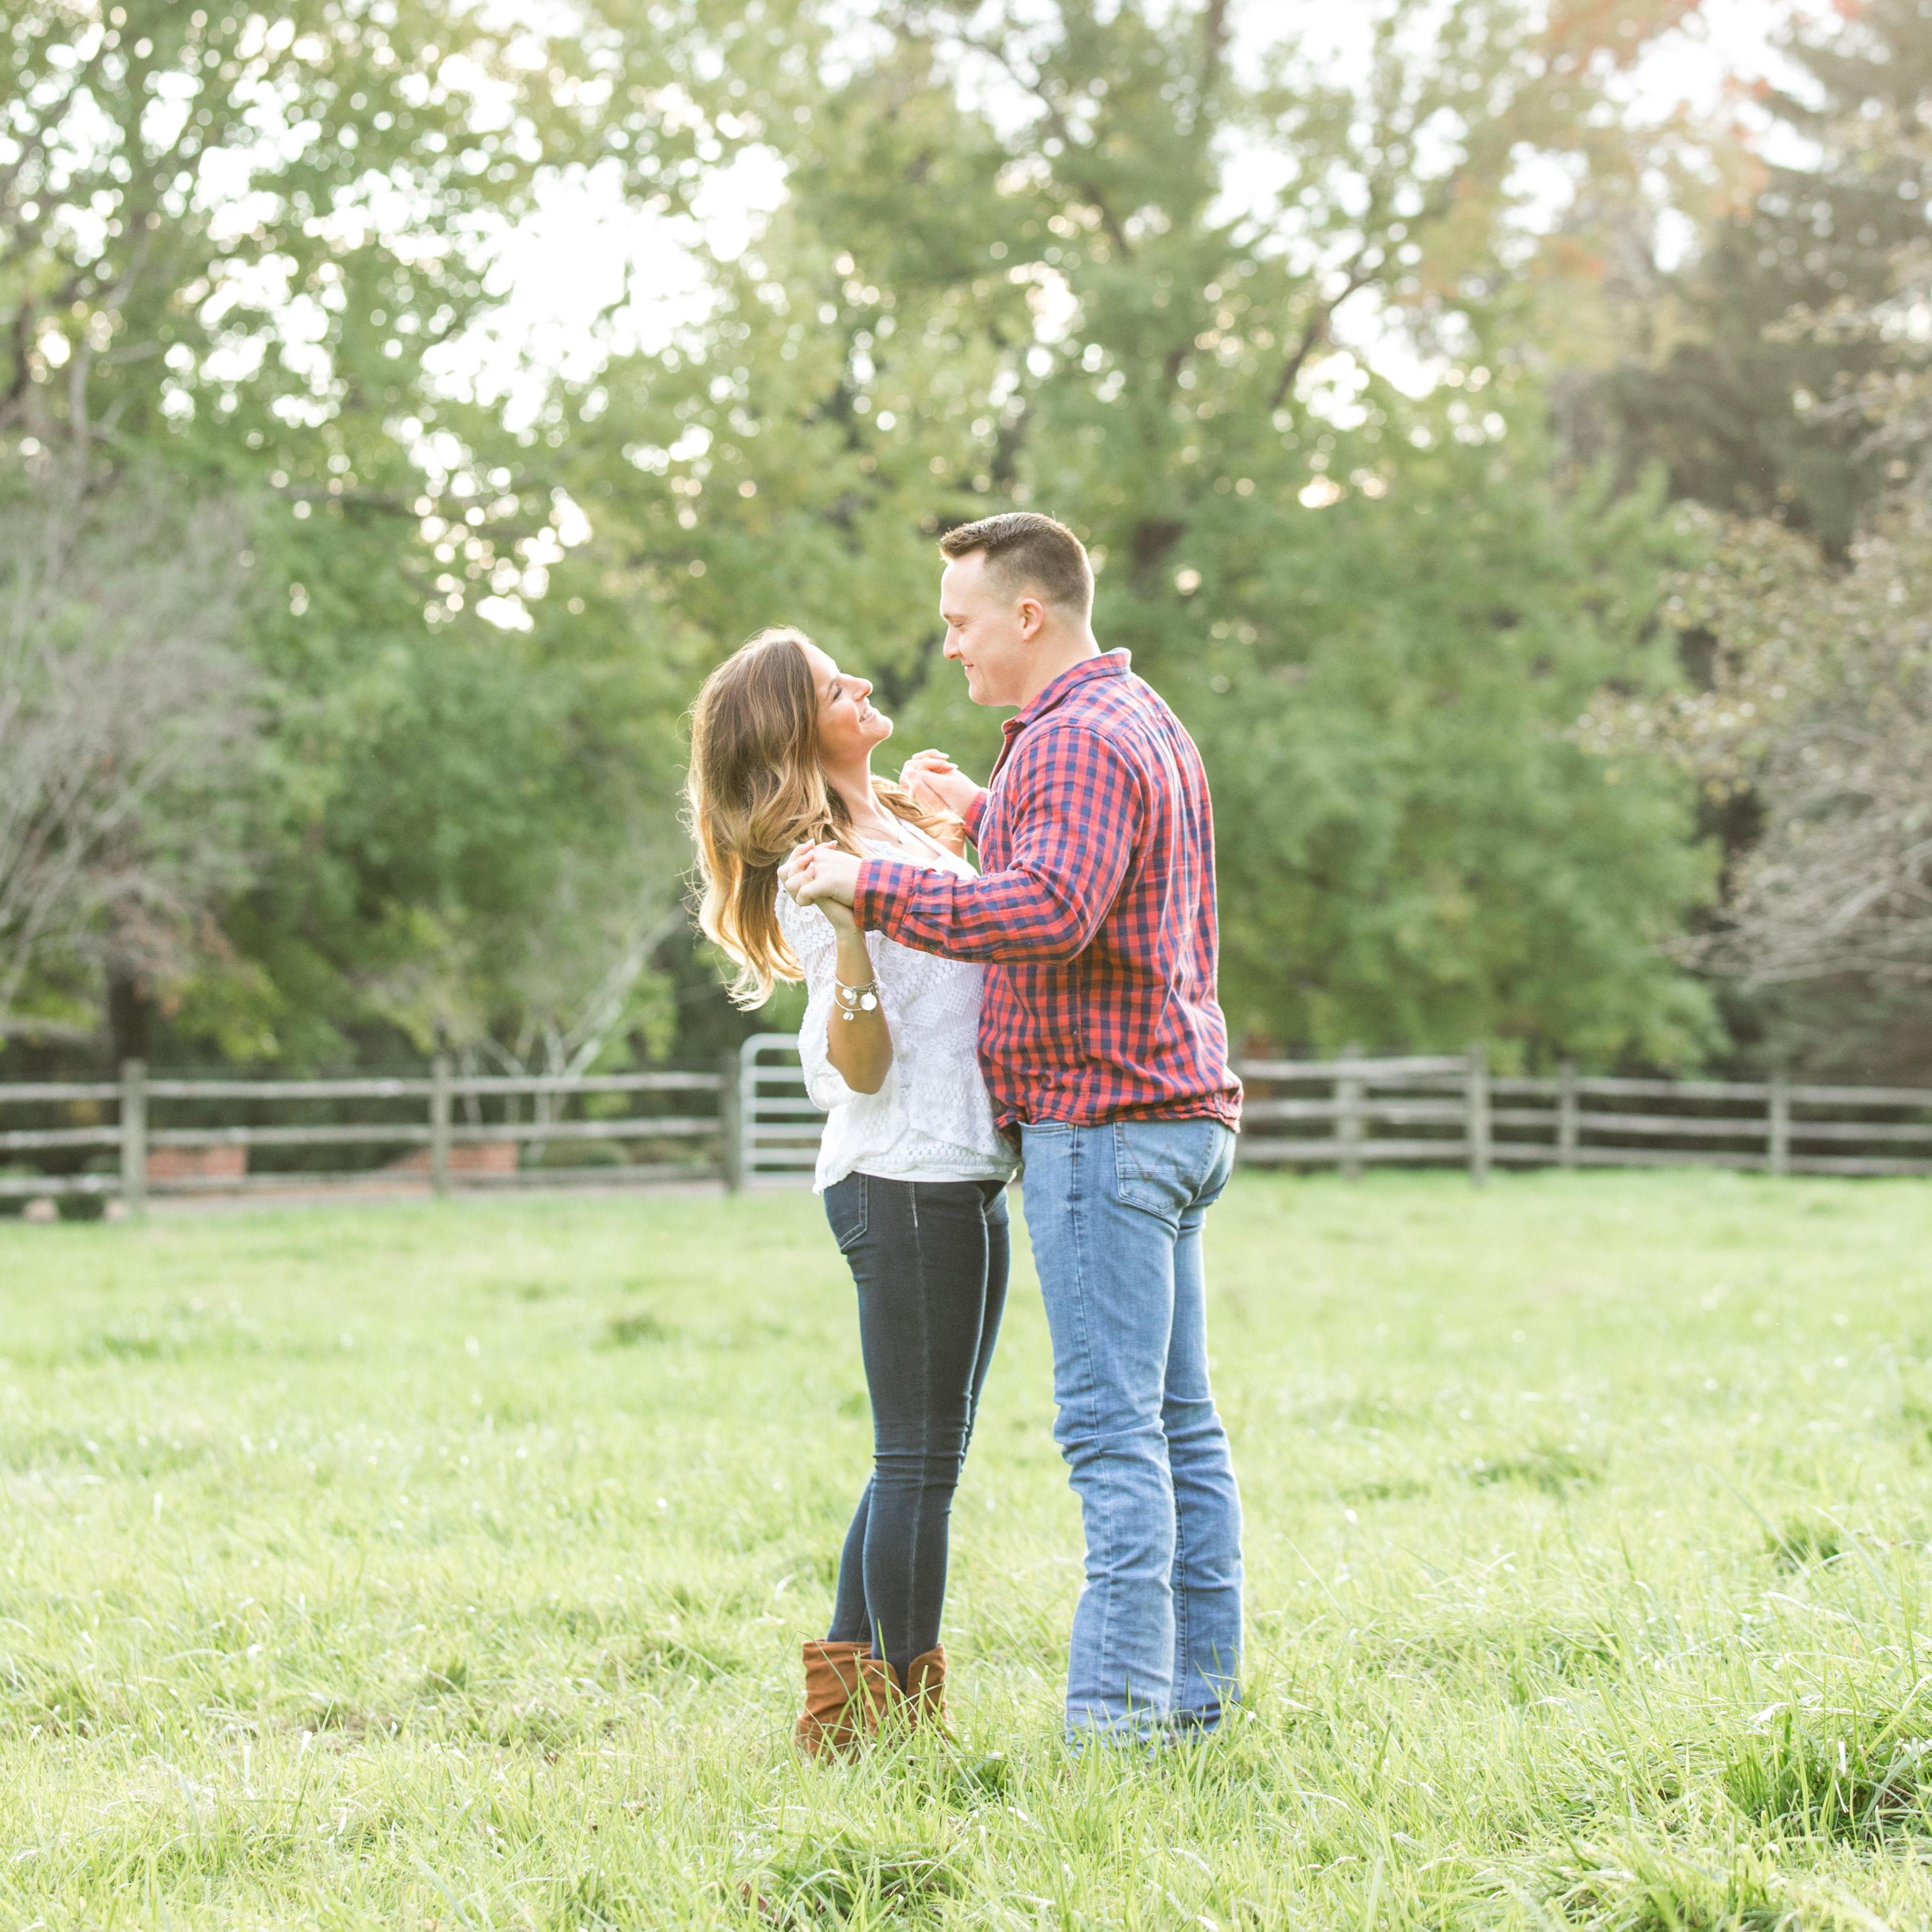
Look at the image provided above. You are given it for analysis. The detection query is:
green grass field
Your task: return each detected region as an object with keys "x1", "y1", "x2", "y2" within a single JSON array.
[{"x1": 4, "y1": 1172, "x2": 1932, "y2": 1929}]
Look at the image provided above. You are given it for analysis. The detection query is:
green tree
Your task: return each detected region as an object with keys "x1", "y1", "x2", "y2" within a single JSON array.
[
  {"x1": 0, "y1": 451, "x2": 257, "y2": 1053},
  {"x1": 0, "y1": 0, "x2": 760, "y2": 1068},
  {"x1": 1591, "y1": 90, "x2": 1932, "y2": 1081},
  {"x1": 560, "y1": 0, "x2": 1717, "y2": 1064},
  {"x1": 1573, "y1": 0, "x2": 1932, "y2": 551}
]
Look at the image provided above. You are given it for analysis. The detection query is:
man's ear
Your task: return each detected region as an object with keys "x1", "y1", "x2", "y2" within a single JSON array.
[{"x1": 1016, "y1": 595, "x2": 1047, "y2": 640}]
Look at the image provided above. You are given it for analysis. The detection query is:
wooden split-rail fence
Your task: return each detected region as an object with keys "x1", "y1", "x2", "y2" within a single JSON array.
[
  {"x1": 2, "y1": 1041, "x2": 1929, "y2": 1214},
  {"x1": 1231, "y1": 1048, "x2": 1932, "y2": 1182},
  {"x1": 738, "y1": 1039, "x2": 1932, "y2": 1186},
  {"x1": 0, "y1": 1060, "x2": 734, "y2": 1211}
]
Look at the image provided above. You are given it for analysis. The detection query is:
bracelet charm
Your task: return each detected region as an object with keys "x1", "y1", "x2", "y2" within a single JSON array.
[{"x1": 834, "y1": 978, "x2": 879, "y2": 1021}]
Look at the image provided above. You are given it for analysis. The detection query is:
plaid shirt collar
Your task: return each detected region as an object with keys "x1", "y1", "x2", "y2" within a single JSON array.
[{"x1": 1001, "y1": 649, "x2": 1132, "y2": 742}]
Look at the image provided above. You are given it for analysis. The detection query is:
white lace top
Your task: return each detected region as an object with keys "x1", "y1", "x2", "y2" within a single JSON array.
[{"x1": 775, "y1": 827, "x2": 1019, "y2": 1193}]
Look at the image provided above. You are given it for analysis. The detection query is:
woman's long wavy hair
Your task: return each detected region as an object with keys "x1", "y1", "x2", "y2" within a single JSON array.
[{"x1": 686, "y1": 626, "x2": 961, "y2": 1007}]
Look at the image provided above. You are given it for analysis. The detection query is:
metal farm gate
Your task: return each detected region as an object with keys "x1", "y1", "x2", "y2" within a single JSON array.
[{"x1": 732, "y1": 1033, "x2": 821, "y2": 1188}]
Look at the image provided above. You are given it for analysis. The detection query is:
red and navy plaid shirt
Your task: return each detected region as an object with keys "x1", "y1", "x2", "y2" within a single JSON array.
[{"x1": 854, "y1": 651, "x2": 1241, "y2": 1130}]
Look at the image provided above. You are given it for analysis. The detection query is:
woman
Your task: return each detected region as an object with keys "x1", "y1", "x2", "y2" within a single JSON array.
[{"x1": 686, "y1": 626, "x2": 1016, "y2": 1756}]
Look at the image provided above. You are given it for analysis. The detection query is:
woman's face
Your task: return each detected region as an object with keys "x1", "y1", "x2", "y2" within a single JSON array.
[{"x1": 802, "y1": 642, "x2": 892, "y2": 768}]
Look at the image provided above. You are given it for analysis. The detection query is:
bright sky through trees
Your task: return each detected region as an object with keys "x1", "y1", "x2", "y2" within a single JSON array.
[{"x1": 440, "y1": 0, "x2": 1823, "y2": 428}]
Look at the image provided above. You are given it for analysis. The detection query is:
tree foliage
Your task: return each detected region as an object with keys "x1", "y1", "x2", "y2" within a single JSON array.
[
  {"x1": 1657, "y1": 504, "x2": 1931, "y2": 990},
  {"x1": 0, "y1": 451, "x2": 256, "y2": 1048},
  {"x1": 1592, "y1": 75, "x2": 1932, "y2": 1073},
  {"x1": 0, "y1": 0, "x2": 740, "y2": 1068},
  {"x1": 1576, "y1": 0, "x2": 1932, "y2": 550},
  {"x1": 562, "y1": 0, "x2": 1718, "y2": 1064},
  {"x1": 34, "y1": 0, "x2": 1906, "y2": 1073}
]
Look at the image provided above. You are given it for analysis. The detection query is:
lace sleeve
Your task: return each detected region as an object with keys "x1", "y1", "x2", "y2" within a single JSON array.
[{"x1": 775, "y1": 886, "x2": 880, "y2": 1112}]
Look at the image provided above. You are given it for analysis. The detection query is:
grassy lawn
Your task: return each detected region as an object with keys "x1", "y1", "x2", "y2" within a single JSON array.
[{"x1": 4, "y1": 1171, "x2": 1932, "y2": 1928}]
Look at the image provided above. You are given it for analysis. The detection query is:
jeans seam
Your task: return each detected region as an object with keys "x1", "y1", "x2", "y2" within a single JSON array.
[
  {"x1": 1171, "y1": 1461, "x2": 1190, "y2": 1709},
  {"x1": 902, "y1": 1181, "x2": 933, "y2": 1676},
  {"x1": 1064, "y1": 1125, "x2": 1115, "y2": 1716},
  {"x1": 963, "y1": 1188, "x2": 995, "y2": 1453}
]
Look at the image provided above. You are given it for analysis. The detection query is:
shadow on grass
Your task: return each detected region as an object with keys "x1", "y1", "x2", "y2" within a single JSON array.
[
  {"x1": 1468, "y1": 1444, "x2": 1603, "y2": 1496},
  {"x1": 1724, "y1": 1698, "x2": 1932, "y2": 1844},
  {"x1": 1764, "y1": 1516, "x2": 1844, "y2": 1572},
  {"x1": 742, "y1": 1830, "x2": 963, "y2": 1927},
  {"x1": 600, "y1": 1311, "x2": 678, "y2": 1347},
  {"x1": 1531, "y1": 1836, "x2": 1806, "y2": 1932}
]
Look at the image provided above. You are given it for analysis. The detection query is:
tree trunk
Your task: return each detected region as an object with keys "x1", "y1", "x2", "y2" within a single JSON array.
[{"x1": 107, "y1": 969, "x2": 152, "y2": 1067}]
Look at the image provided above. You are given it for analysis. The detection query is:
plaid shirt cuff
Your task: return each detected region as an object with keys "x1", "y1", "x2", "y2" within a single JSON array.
[
  {"x1": 853, "y1": 856, "x2": 920, "y2": 933},
  {"x1": 962, "y1": 788, "x2": 989, "y2": 843}
]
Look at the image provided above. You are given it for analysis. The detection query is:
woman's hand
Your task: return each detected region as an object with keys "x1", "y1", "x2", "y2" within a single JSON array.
[
  {"x1": 900, "y1": 750, "x2": 981, "y2": 819},
  {"x1": 783, "y1": 843, "x2": 859, "y2": 931},
  {"x1": 785, "y1": 842, "x2": 863, "y2": 912}
]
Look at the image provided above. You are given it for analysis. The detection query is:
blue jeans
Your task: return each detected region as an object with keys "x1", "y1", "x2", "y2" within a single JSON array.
[
  {"x1": 1019, "y1": 1118, "x2": 1242, "y2": 1743},
  {"x1": 822, "y1": 1174, "x2": 1010, "y2": 1684}
]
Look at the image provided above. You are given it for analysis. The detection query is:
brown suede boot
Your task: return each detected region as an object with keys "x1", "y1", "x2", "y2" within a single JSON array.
[
  {"x1": 794, "y1": 1641, "x2": 897, "y2": 1758},
  {"x1": 897, "y1": 1646, "x2": 949, "y2": 1735}
]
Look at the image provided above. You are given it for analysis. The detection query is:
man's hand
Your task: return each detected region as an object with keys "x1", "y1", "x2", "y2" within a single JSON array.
[
  {"x1": 899, "y1": 749, "x2": 982, "y2": 819},
  {"x1": 782, "y1": 842, "x2": 863, "y2": 911}
]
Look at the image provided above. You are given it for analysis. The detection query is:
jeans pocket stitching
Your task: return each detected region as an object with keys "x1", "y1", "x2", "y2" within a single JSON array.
[
  {"x1": 828, "y1": 1174, "x2": 869, "y2": 1253},
  {"x1": 1110, "y1": 1122, "x2": 1220, "y2": 1215},
  {"x1": 1110, "y1": 1122, "x2": 1164, "y2": 1214}
]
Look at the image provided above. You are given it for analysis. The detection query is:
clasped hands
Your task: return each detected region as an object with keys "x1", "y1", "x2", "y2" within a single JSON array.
[
  {"x1": 781, "y1": 843, "x2": 862, "y2": 914},
  {"x1": 781, "y1": 750, "x2": 977, "y2": 916}
]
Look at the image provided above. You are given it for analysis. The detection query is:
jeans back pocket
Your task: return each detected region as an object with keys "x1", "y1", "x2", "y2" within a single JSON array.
[
  {"x1": 824, "y1": 1173, "x2": 870, "y2": 1253},
  {"x1": 1110, "y1": 1121, "x2": 1233, "y2": 1220}
]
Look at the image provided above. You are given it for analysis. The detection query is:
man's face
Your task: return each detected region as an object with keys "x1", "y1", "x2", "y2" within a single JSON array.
[{"x1": 939, "y1": 550, "x2": 1040, "y2": 707}]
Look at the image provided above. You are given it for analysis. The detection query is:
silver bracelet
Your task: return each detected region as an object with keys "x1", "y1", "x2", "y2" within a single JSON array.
[{"x1": 834, "y1": 976, "x2": 879, "y2": 1021}]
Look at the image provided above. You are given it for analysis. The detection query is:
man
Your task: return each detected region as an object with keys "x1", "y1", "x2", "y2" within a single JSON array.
[{"x1": 785, "y1": 511, "x2": 1245, "y2": 1745}]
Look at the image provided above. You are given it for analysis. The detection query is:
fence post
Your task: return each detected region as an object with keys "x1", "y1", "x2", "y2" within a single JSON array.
[
  {"x1": 719, "y1": 1046, "x2": 743, "y2": 1192},
  {"x1": 1557, "y1": 1058, "x2": 1579, "y2": 1169},
  {"x1": 1337, "y1": 1043, "x2": 1364, "y2": 1181},
  {"x1": 119, "y1": 1059, "x2": 147, "y2": 1218},
  {"x1": 1769, "y1": 1070, "x2": 1791, "y2": 1178},
  {"x1": 1466, "y1": 1044, "x2": 1491, "y2": 1186},
  {"x1": 430, "y1": 1053, "x2": 452, "y2": 1197}
]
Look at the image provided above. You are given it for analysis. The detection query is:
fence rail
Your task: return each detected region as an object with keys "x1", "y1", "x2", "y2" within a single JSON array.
[
  {"x1": 0, "y1": 1057, "x2": 734, "y2": 1208},
  {"x1": 3, "y1": 1044, "x2": 1930, "y2": 1215},
  {"x1": 1236, "y1": 1049, "x2": 1932, "y2": 1180}
]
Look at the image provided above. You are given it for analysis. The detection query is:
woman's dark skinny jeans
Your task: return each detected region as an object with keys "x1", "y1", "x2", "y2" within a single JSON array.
[{"x1": 822, "y1": 1172, "x2": 1010, "y2": 1687}]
